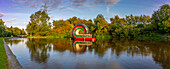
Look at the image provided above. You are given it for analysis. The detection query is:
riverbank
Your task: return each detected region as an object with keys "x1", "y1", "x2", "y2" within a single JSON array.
[
  {"x1": 28, "y1": 36, "x2": 66, "y2": 38},
  {"x1": 26, "y1": 35, "x2": 170, "y2": 40},
  {"x1": 0, "y1": 38, "x2": 7, "y2": 69},
  {"x1": 3, "y1": 38, "x2": 23, "y2": 69},
  {"x1": 136, "y1": 35, "x2": 170, "y2": 40}
]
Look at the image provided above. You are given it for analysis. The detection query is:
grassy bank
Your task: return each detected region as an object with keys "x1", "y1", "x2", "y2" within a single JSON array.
[
  {"x1": 27, "y1": 35, "x2": 170, "y2": 40},
  {"x1": 94, "y1": 34, "x2": 170, "y2": 40},
  {"x1": 136, "y1": 35, "x2": 170, "y2": 39},
  {"x1": 27, "y1": 35, "x2": 70, "y2": 38},
  {"x1": 0, "y1": 38, "x2": 7, "y2": 69}
]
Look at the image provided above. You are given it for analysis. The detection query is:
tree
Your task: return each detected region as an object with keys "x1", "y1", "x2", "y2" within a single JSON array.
[
  {"x1": 21, "y1": 29, "x2": 26, "y2": 35},
  {"x1": 0, "y1": 19, "x2": 6, "y2": 37},
  {"x1": 94, "y1": 14, "x2": 109, "y2": 35},
  {"x1": 134, "y1": 16, "x2": 139, "y2": 24},
  {"x1": 130, "y1": 14, "x2": 136, "y2": 25},
  {"x1": 139, "y1": 15, "x2": 143, "y2": 24},
  {"x1": 5, "y1": 26, "x2": 26, "y2": 36},
  {"x1": 146, "y1": 16, "x2": 151, "y2": 24},
  {"x1": 126, "y1": 16, "x2": 131, "y2": 25},
  {"x1": 26, "y1": 21, "x2": 39, "y2": 36},
  {"x1": 53, "y1": 20, "x2": 67, "y2": 29},
  {"x1": 26, "y1": 10, "x2": 51, "y2": 36},
  {"x1": 67, "y1": 16, "x2": 78, "y2": 25},
  {"x1": 151, "y1": 4, "x2": 170, "y2": 33}
]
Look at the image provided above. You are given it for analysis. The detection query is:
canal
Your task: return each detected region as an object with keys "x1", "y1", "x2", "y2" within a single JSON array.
[{"x1": 5, "y1": 38, "x2": 170, "y2": 69}]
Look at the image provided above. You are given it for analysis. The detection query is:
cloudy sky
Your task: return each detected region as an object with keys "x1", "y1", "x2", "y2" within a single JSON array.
[{"x1": 0, "y1": 0, "x2": 169, "y2": 29}]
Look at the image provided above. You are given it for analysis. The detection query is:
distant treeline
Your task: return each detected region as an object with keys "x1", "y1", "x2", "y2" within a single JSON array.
[
  {"x1": 0, "y1": 19, "x2": 26, "y2": 37},
  {"x1": 0, "y1": 4, "x2": 169, "y2": 38}
]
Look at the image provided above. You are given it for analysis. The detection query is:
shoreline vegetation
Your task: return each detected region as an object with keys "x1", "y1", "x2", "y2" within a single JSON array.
[
  {"x1": 26, "y1": 35, "x2": 170, "y2": 40},
  {"x1": 24, "y1": 4, "x2": 169, "y2": 39},
  {"x1": 0, "y1": 4, "x2": 170, "y2": 40}
]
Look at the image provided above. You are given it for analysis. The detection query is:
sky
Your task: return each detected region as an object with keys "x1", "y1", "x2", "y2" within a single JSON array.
[{"x1": 0, "y1": 0, "x2": 169, "y2": 29}]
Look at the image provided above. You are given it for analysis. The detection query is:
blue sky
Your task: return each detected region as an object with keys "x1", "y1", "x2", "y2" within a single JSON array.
[{"x1": 0, "y1": 0, "x2": 169, "y2": 29}]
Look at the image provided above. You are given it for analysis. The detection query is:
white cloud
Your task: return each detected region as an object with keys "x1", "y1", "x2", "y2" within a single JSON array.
[
  {"x1": 4, "y1": 18, "x2": 17, "y2": 23},
  {"x1": 0, "y1": 13, "x2": 4, "y2": 17},
  {"x1": 91, "y1": 0, "x2": 120, "y2": 14},
  {"x1": 70, "y1": 0, "x2": 89, "y2": 7},
  {"x1": 106, "y1": 0, "x2": 120, "y2": 6},
  {"x1": 12, "y1": 0, "x2": 62, "y2": 10},
  {"x1": 91, "y1": 0, "x2": 120, "y2": 6},
  {"x1": 58, "y1": 6, "x2": 78, "y2": 11},
  {"x1": 59, "y1": 7, "x2": 67, "y2": 10},
  {"x1": 12, "y1": 0, "x2": 121, "y2": 11}
]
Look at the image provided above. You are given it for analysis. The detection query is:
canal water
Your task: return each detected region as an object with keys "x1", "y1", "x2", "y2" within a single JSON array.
[{"x1": 5, "y1": 38, "x2": 170, "y2": 69}]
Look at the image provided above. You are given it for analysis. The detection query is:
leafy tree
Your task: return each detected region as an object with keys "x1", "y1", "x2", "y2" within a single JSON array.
[
  {"x1": 130, "y1": 14, "x2": 135, "y2": 25},
  {"x1": 126, "y1": 16, "x2": 131, "y2": 25},
  {"x1": 5, "y1": 26, "x2": 26, "y2": 36},
  {"x1": 94, "y1": 14, "x2": 109, "y2": 36},
  {"x1": 21, "y1": 29, "x2": 26, "y2": 35},
  {"x1": 67, "y1": 16, "x2": 78, "y2": 25},
  {"x1": 26, "y1": 10, "x2": 51, "y2": 36},
  {"x1": 26, "y1": 21, "x2": 39, "y2": 36},
  {"x1": 151, "y1": 4, "x2": 170, "y2": 33},
  {"x1": 53, "y1": 20, "x2": 68, "y2": 29},
  {"x1": 0, "y1": 19, "x2": 6, "y2": 37},
  {"x1": 134, "y1": 16, "x2": 139, "y2": 24}
]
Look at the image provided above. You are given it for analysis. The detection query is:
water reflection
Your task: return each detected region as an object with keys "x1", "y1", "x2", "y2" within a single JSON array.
[
  {"x1": 6, "y1": 38, "x2": 170, "y2": 69},
  {"x1": 25, "y1": 38, "x2": 52, "y2": 63},
  {"x1": 52, "y1": 38, "x2": 72, "y2": 52},
  {"x1": 72, "y1": 40, "x2": 93, "y2": 54},
  {"x1": 6, "y1": 38, "x2": 24, "y2": 46}
]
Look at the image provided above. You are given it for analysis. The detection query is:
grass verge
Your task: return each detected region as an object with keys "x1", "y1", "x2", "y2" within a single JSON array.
[
  {"x1": 27, "y1": 34, "x2": 169, "y2": 40},
  {"x1": 136, "y1": 35, "x2": 169, "y2": 39},
  {"x1": 0, "y1": 38, "x2": 7, "y2": 69}
]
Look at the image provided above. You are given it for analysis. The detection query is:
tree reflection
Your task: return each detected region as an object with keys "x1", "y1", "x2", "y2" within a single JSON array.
[
  {"x1": 22, "y1": 38, "x2": 170, "y2": 69},
  {"x1": 6, "y1": 38, "x2": 23, "y2": 46},
  {"x1": 52, "y1": 38, "x2": 72, "y2": 52},
  {"x1": 90, "y1": 38, "x2": 170, "y2": 69},
  {"x1": 26, "y1": 38, "x2": 52, "y2": 63}
]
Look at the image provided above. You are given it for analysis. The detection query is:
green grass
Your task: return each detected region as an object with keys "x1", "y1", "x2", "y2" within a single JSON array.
[
  {"x1": 27, "y1": 35, "x2": 66, "y2": 38},
  {"x1": 4, "y1": 37, "x2": 16, "y2": 39},
  {"x1": 0, "y1": 38, "x2": 7, "y2": 69},
  {"x1": 27, "y1": 34, "x2": 170, "y2": 40},
  {"x1": 27, "y1": 34, "x2": 72, "y2": 38},
  {"x1": 136, "y1": 35, "x2": 169, "y2": 39}
]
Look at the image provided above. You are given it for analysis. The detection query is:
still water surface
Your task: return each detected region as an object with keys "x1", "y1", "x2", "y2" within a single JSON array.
[{"x1": 5, "y1": 38, "x2": 170, "y2": 69}]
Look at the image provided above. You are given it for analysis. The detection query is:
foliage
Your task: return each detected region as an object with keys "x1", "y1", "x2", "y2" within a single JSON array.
[
  {"x1": 6, "y1": 26, "x2": 26, "y2": 36},
  {"x1": 52, "y1": 17, "x2": 94, "y2": 37},
  {"x1": 26, "y1": 10, "x2": 51, "y2": 36},
  {"x1": 23, "y1": 4, "x2": 170, "y2": 38},
  {"x1": 151, "y1": 4, "x2": 170, "y2": 33},
  {"x1": 0, "y1": 19, "x2": 6, "y2": 37},
  {"x1": 93, "y1": 14, "x2": 110, "y2": 36},
  {"x1": 0, "y1": 19, "x2": 26, "y2": 37}
]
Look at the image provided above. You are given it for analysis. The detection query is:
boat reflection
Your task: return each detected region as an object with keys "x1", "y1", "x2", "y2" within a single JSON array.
[{"x1": 72, "y1": 40, "x2": 93, "y2": 54}]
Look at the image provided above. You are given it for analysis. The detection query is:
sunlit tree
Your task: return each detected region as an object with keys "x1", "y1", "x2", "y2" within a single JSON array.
[
  {"x1": 26, "y1": 10, "x2": 51, "y2": 36},
  {"x1": 151, "y1": 4, "x2": 170, "y2": 33}
]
